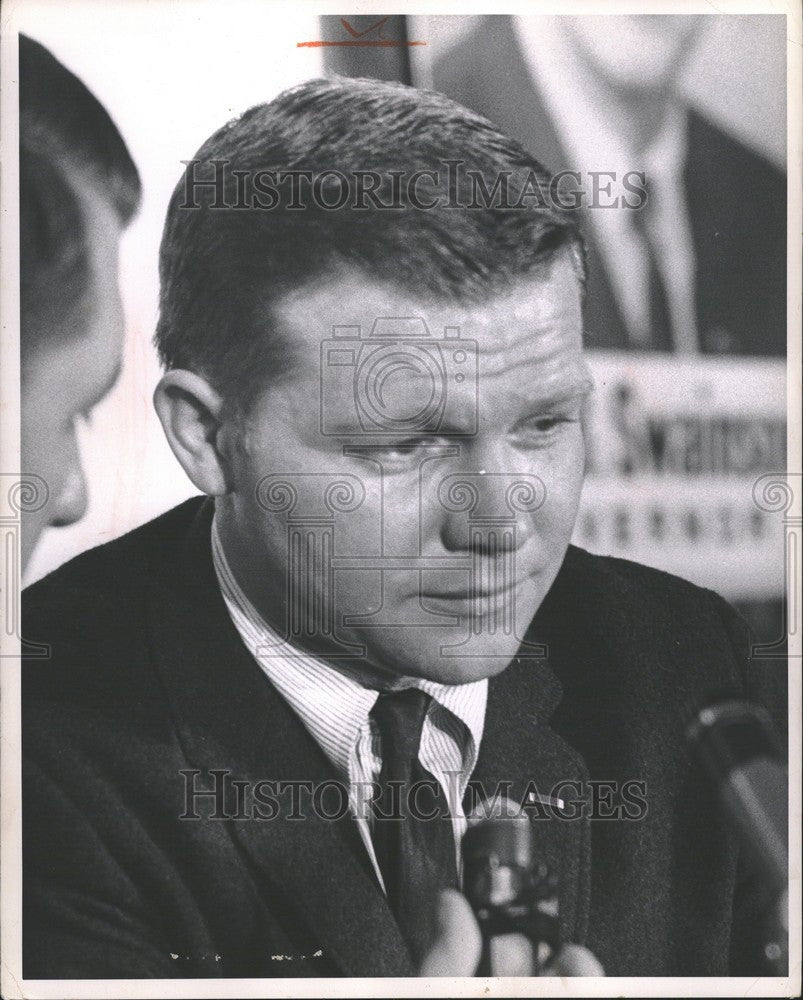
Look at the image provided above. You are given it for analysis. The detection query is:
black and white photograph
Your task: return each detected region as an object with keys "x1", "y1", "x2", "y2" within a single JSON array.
[{"x1": 1, "y1": 2, "x2": 800, "y2": 996}]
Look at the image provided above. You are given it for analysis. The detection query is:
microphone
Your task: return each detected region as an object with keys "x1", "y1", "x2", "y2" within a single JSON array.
[
  {"x1": 686, "y1": 696, "x2": 788, "y2": 973},
  {"x1": 461, "y1": 796, "x2": 560, "y2": 976}
]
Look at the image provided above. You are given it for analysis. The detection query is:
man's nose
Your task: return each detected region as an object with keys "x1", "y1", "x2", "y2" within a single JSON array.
[
  {"x1": 437, "y1": 469, "x2": 543, "y2": 554},
  {"x1": 50, "y1": 464, "x2": 88, "y2": 528}
]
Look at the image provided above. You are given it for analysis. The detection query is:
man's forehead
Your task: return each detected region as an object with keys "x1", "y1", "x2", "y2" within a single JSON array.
[{"x1": 270, "y1": 258, "x2": 584, "y2": 365}]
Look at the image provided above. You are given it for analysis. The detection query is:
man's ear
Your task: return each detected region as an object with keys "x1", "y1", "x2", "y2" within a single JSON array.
[{"x1": 153, "y1": 370, "x2": 231, "y2": 496}]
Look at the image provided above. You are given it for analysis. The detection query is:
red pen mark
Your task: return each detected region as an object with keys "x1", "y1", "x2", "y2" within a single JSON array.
[
  {"x1": 339, "y1": 16, "x2": 390, "y2": 39},
  {"x1": 298, "y1": 17, "x2": 426, "y2": 48}
]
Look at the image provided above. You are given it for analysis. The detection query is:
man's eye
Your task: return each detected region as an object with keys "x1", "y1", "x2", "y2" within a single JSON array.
[
  {"x1": 527, "y1": 415, "x2": 571, "y2": 434},
  {"x1": 514, "y1": 414, "x2": 577, "y2": 444},
  {"x1": 532, "y1": 417, "x2": 564, "y2": 432},
  {"x1": 373, "y1": 437, "x2": 441, "y2": 462}
]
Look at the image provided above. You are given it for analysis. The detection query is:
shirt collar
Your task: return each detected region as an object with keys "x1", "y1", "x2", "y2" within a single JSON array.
[
  {"x1": 415, "y1": 676, "x2": 486, "y2": 774},
  {"x1": 210, "y1": 516, "x2": 487, "y2": 777}
]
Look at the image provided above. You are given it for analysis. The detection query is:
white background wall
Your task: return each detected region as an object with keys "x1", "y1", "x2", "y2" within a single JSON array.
[{"x1": 16, "y1": 4, "x2": 787, "y2": 585}]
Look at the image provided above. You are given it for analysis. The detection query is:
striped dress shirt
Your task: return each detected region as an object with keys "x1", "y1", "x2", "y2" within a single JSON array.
[{"x1": 211, "y1": 517, "x2": 488, "y2": 890}]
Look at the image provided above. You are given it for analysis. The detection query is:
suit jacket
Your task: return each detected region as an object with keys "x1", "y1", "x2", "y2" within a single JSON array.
[
  {"x1": 432, "y1": 16, "x2": 787, "y2": 356},
  {"x1": 22, "y1": 497, "x2": 785, "y2": 978}
]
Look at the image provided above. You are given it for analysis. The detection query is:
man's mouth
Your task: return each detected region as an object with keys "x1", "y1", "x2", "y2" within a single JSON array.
[{"x1": 418, "y1": 574, "x2": 535, "y2": 602}]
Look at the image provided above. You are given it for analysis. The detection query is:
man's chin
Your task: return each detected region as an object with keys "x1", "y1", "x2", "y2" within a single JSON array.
[
  {"x1": 408, "y1": 652, "x2": 517, "y2": 686},
  {"x1": 325, "y1": 588, "x2": 547, "y2": 686},
  {"x1": 330, "y1": 632, "x2": 532, "y2": 687}
]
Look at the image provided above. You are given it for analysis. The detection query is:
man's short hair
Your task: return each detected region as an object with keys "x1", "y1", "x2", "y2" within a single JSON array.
[
  {"x1": 156, "y1": 76, "x2": 586, "y2": 408},
  {"x1": 20, "y1": 34, "x2": 141, "y2": 364}
]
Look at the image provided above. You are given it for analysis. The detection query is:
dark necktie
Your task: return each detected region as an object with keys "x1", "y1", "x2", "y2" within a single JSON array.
[
  {"x1": 631, "y1": 181, "x2": 673, "y2": 351},
  {"x1": 370, "y1": 688, "x2": 459, "y2": 963}
]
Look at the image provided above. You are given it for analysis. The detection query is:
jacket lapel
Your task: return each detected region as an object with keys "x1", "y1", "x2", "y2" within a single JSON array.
[
  {"x1": 471, "y1": 542, "x2": 677, "y2": 949},
  {"x1": 147, "y1": 499, "x2": 414, "y2": 976},
  {"x1": 471, "y1": 584, "x2": 594, "y2": 945}
]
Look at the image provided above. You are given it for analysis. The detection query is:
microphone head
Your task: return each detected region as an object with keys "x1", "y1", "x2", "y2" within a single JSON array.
[
  {"x1": 685, "y1": 696, "x2": 781, "y2": 780},
  {"x1": 462, "y1": 797, "x2": 537, "y2": 908},
  {"x1": 685, "y1": 693, "x2": 788, "y2": 912}
]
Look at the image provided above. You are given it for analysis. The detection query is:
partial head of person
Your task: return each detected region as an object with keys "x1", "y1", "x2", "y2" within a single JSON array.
[
  {"x1": 20, "y1": 34, "x2": 141, "y2": 569},
  {"x1": 154, "y1": 76, "x2": 591, "y2": 688}
]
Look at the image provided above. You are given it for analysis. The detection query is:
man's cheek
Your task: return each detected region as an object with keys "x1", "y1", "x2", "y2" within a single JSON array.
[
  {"x1": 556, "y1": 438, "x2": 586, "y2": 503},
  {"x1": 540, "y1": 471, "x2": 583, "y2": 550}
]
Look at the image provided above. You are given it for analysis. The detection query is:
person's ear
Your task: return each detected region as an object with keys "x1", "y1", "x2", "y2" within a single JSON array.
[{"x1": 153, "y1": 370, "x2": 231, "y2": 496}]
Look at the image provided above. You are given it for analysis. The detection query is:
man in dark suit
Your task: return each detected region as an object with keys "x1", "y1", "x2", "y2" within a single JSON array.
[
  {"x1": 22, "y1": 77, "x2": 785, "y2": 980},
  {"x1": 433, "y1": 15, "x2": 786, "y2": 356}
]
